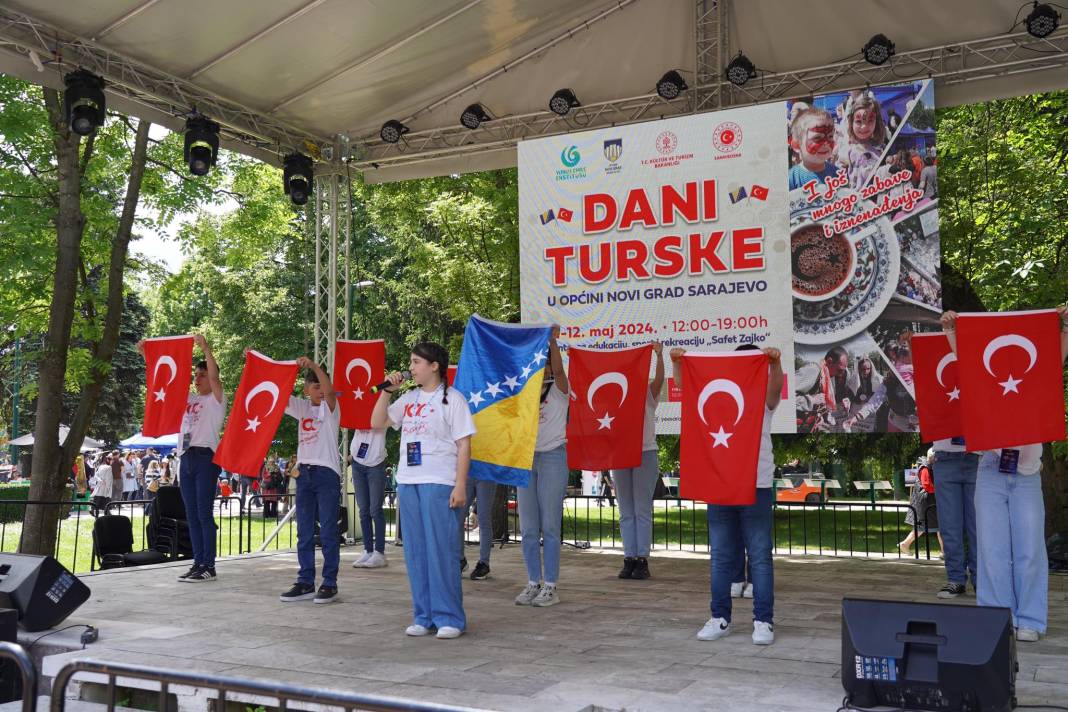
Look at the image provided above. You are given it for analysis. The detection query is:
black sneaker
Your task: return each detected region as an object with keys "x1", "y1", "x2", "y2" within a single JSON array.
[
  {"x1": 279, "y1": 583, "x2": 316, "y2": 602},
  {"x1": 618, "y1": 557, "x2": 636, "y2": 579},
  {"x1": 184, "y1": 566, "x2": 216, "y2": 582},
  {"x1": 631, "y1": 557, "x2": 650, "y2": 580},
  {"x1": 314, "y1": 585, "x2": 339, "y2": 604},
  {"x1": 470, "y1": 561, "x2": 491, "y2": 580},
  {"x1": 177, "y1": 564, "x2": 201, "y2": 581},
  {"x1": 460, "y1": 557, "x2": 468, "y2": 573},
  {"x1": 937, "y1": 582, "x2": 966, "y2": 599}
]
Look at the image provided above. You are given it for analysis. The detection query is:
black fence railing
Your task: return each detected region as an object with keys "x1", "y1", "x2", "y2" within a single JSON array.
[
  {"x1": 0, "y1": 641, "x2": 37, "y2": 712},
  {"x1": 0, "y1": 490, "x2": 942, "y2": 575}
]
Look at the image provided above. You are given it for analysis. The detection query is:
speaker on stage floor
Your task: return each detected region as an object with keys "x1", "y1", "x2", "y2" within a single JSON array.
[
  {"x1": 841, "y1": 597, "x2": 1016, "y2": 712},
  {"x1": 0, "y1": 554, "x2": 90, "y2": 632}
]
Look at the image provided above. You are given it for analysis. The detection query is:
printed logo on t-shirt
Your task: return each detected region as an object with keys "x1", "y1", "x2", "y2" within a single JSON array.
[
  {"x1": 402, "y1": 403, "x2": 437, "y2": 438},
  {"x1": 299, "y1": 416, "x2": 323, "y2": 446}
]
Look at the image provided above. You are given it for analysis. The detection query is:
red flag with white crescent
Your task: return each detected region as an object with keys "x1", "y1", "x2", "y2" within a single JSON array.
[
  {"x1": 213, "y1": 350, "x2": 298, "y2": 477},
  {"x1": 142, "y1": 335, "x2": 194, "y2": 437},
  {"x1": 911, "y1": 333, "x2": 963, "y2": 442},
  {"x1": 956, "y1": 310, "x2": 1066, "y2": 450},
  {"x1": 566, "y1": 345, "x2": 652, "y2": 470},
  {"x1": 679, "y1": 351, "x2": 768, "y2": 505},
  {"x1": 333, "y1": 339, "x2": 385, "y2": 429}
]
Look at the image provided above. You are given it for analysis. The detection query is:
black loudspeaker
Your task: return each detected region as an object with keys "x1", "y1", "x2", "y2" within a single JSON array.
[
  {"x1": 0, "y1": 554, "x2": 91, "y2": 632},
  {"x1": 0, "y1": 608, "x2": 19, "y2": 703},
  {"x1": 842, "y1": 598, "x2": 1016, "y2": 712}
]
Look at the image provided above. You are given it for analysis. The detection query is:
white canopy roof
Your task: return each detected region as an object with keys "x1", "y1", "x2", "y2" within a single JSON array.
[
  {"x1": 8, "y1": 425, "x2": 105, "y2": 451},
  {"x1": 0, "y1": 0, "x2": 1065, "y2": 182}
]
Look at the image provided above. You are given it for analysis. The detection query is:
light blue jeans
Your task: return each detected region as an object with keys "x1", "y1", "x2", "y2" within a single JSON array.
[
  {"x1": 932, "y1": 451, "x2": 979, "y2": 586},
  {"x1": 975, "y1": 452, "x2": 1047, "y2": 632},
  {"x1": 518, "y1": 445, "x2": 569, "y2": 583},
  {"x1": 398, "y1": 483, "x2": 466, "y2": 630},
  {"x1": 352, "y1": 461, "x2": 387, "y2": 553},
  {"x1": 611, "y1": 449, "x2": 660, "y2": 557},
  {"x1": 460, "y1": 477, "x2": 497, "y2": 564}
]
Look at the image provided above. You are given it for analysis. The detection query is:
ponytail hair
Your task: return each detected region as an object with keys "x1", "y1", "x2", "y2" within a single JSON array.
[{"x1": 411, "y1": 342, "x2": 451, "y2": 404}]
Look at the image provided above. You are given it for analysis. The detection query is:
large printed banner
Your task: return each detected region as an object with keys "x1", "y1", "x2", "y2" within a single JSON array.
[{"x1": 519, "y1": 80, "x2": 941, "y2": 434}]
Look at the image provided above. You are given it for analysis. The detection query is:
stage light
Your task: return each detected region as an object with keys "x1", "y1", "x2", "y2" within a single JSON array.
[
  {"x1": 380, "y1": 119, "x2": 409, "y2": 144},
  {"x1": 1025, "y1": 2, "x2": 1060, "y2": 38},
  {"x1": 655, "y1": 70, "x2": 687, "y2": 100},
  {"x1": 862, "y1": 34, "x2": 896, "y2": 65},
  {"x1": 63, "y1": 70, "x2": 106, "y2": 136},
  {"x1": 183, "y1": 116, "x2": 220, "y2": 176},
  {"x1": 282, "y1": 153, "x2": 313, "y2": 206},
  {"x1": 549, "y1": 88, "x2": 581, "y2": 116},
  {"x1": 460, "y1": 103, "x2": 490, "y2": 130},
  {"x1": 725, "y1": 53, "x2": 757, "y2": 86}
]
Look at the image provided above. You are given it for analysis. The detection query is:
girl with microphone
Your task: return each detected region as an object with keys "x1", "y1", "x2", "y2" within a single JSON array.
[{"x1": 371, "y1": 343, "x2": 476, "y2": 639}]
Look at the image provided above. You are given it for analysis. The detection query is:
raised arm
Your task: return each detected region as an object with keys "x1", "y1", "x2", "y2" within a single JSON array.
[
  {"x1": 940, "y1": 311, "x2": 958, "y2": 354},
  {"x1": 650, "y1": 341, "x2": 665, "y2": 397},
  {"x1": 297, "y1": 356, "x2": 336, "y2": 410},
  {"x1": 370, "y1": 371, "x2": 406, "y2": 429},
  {"x1": 195, "y1": 334, "x2": 224, "y2": 402},
  {"x1": 764, "y1": 347, "x2": 784, "y2": 411},
  {"x1": 549, "y1": 326, "x2": 568, "y2": 393},
  {"x1": 669, "y1": 347, "x2": 686, "y2": 388}
]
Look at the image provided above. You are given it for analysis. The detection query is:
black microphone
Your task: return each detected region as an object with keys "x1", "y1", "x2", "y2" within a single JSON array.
[{"x1": 370, "y1": 371, "x2": 411, "y2": 394}]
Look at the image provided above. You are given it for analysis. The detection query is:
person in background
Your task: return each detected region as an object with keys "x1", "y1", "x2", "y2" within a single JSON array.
[
  {"x1": 90, "y1": 453, "x2": 114, "y2": 517},
  {"x1": 899, "y1": 452, "x2": 942, "y2": 556},
  {"x1": 350, "y1": 416, "x2": 390, "y2": 569}
]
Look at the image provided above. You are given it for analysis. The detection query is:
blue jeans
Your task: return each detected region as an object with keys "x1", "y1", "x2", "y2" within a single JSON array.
[
  {"x1": 933, "y1": 451, "x2": 979, "y2": 585},
  {"x1": 460, "y1": 478, "x2": 497, "y2": 563},
  {"x1": 518, "y1": 445, "x2": 569, "y2": 583},
  {"x1": 352, "y1": 462, "x2": 387, "y2": 553},
  {"x1": 611, "y1": 449, "x2": 659, "y2": 557},
  {"x1": 179, "y1": 447, "x2": 221, "y2": 568},
  {"x1": 708, "y1": 487, "x2": 774, "y2": 624},
  {"x1": 975, "y1": 453, "x2": 1047, "y2": 632},
  {"x1": 399, "y1": 483, "x2": 466, "y2": 630},
  {"x1": 295, "y1": 465, "x2": 341, "y2": 588}
]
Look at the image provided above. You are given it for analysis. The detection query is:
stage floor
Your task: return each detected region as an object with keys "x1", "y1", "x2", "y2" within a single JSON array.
[{"x1": 36, "y1": 544, "x2": 1068, "y2": 711}]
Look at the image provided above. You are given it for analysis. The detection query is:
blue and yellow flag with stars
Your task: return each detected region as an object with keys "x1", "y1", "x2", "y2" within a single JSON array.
[{"x1": 455, "y1": 314, "x2": 552, "y2": 487}]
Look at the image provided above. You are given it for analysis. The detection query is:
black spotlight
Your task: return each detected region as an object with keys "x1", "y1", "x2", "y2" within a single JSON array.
[
  {"x1": 862, "y1": 34, "x2": 896, "y2": 65},
  {"x1": 183, "y1": 116, "x2": 220, "y2": 176},
  {"x1": 1025, "y1": 2, "x2": 1061, "y2": 38},
  {"x1": 282, "y1": 153, "x2": 313, "y2": 206},
  {"x1": 725, "y1": 53, "x2": 757, "y2": 86},
  {"x1": 655, "y1": 70, "x2": 687, "y2": 100},
  {"x1": 63, "y1": 70, "x2": 106, "y2": 137},
  {"x1": 380, "y1": 119, "x2": 409, "y2": 144},
  {"x1": 549, "y1": 88, "x2": 581, "y2": 116},
  {"x1": 460, "y1": 103, "x2": 491, "y2": 130}
]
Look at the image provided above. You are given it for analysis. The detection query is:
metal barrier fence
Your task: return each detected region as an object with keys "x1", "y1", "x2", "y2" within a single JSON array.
[
  {"x1": 0, "y1": 641, "x2": 38, "y2": 712},
  {"x1": 49, "y1": 657, "x2": 481, "y2": 712},
  {"x1": 0, "y1": 491, "x2": 940, "y2": 574}
]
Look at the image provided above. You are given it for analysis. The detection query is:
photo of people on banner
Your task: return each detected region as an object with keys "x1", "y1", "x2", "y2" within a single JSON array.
[{"x1": 787, "y1": 79, "x2": 941, "y2": 434}]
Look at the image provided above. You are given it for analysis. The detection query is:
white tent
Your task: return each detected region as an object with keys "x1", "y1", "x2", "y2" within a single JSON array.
[
  {"x1": 8, "y1": 425, "x2": 106, "y2": 451},
  {"x1": 119, "y1": 431, "x2": 179, "y2": 451}
]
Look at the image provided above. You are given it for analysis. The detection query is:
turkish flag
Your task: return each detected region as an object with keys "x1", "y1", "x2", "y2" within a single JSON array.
[
  {"x1": 750, "y1": 185, "x2": 769, "y2": 201},
  {"x1": 566, "y1": 345, "x2": 652, "y2": 470},
  {"x1": 911, "y1": 333, "x2": 963, "y2": 442},
  {"x1": 679, "y1": 352, "x2": 769, "y2": 505},
  {"x1": 142, "y1": 336, "x2": 193, "y2": 437},
  {"x1": 214, "y1": 350, "x2": 298, "y2": 477},
  {"x1": 956, "y1": 310, "x2": 1066, "y2": 450},
  {"x1": 447, "y1": 365, "x2": 458, "y2": 386},
  {"x1": 333, "y1": 339, "x2": 385, "y2": 429}
]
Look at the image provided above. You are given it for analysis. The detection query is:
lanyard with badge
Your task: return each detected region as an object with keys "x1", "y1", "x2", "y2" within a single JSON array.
[
  {"x1": 407, "y1": 391, "x2": 431, "y2": 467},
  {"x1": 998, "y1": 449, "x2": 1019, "y2": 475}
]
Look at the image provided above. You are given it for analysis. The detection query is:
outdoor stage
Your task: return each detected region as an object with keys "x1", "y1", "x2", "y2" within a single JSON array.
[{"x1": 29, "y1": 546, "x2": 1068, "y2": 712}]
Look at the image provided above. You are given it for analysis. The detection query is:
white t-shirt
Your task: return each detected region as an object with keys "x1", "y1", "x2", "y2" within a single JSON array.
[
  {"x1": 122, "y1": 461, "x2": 138, "y2": 492},
  {"x1": 178, "y1": 392, "x2": 226, "y2": 454},
  {"x1": 350, "y1": 428, "x2": 388, "y2": 467},
  {"x1": 642, "y1": 389, "x2": 660, "y2": 452},
  {"x1": 388, "y1": 386, "x2": 477, "y2": 486},
  {"x1": 757, "y1": 406, "x2": 775, "y2": 488},
  {"x1": 933, "y1": 438, "x2": 967, "y2": 453},
  {"x1": 285, "y1": 397, "x2": 341, "y2": 473},
  {"x1": 989, "y1": 444, "x2": 1043, "y2": 476},
  {"x1": 91, "y1": 465, "x2": 113, "y2": 498},
  {"x1": 535, "y1": 385, "x2": 569, "y2": 452}
]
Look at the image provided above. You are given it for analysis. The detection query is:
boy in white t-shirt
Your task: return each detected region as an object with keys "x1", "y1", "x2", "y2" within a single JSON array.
[{"x1": 279, "y1": 358, "x2": 342, "y2": 605}]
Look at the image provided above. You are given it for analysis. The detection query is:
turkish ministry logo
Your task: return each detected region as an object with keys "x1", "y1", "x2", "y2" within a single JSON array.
[
  {"x1": 603, "y1": 138, "x2": 623, "y2": 175},
  {"x1": 556, "y1": 145, "x2": 586, "y2": 181},
  {"x1": 643, "y1": 131, "x2": 693, "y2": 169},
  {"x1": 713, "y1": 121, "x2": 743, "y2": 159},
  {"x1": 655, "y1": 131, "x2": 678, "y2": 155}
]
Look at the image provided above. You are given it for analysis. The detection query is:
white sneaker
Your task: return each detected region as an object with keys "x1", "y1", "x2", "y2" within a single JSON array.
[
  {"x1": 352, "y1": 551, "x2": 372, "y2": 568},
  {"x1": 1016, "y1": 628, "x2": 1040, "y2": 642},
  {"x1": 752, "y1": 620, "x2": 775, "y2": 645},
  {"x1": 365, "y1": 551, "x2": 387, "y2": 568},
  {"x1": 730, "y1": 581, "x2": 744, "y2": 598},
  {"x1": 436, "y1": 626, "x2": 463, "y2": 639},
  {"x1": 697, "y1": 617, "x2": 731, "y2": 641},
  {"x1": 743, "y1": 583, "x2": 754, "y2": 599},
  {"x1": 406, "y1": 624, "x2": 432, "y2": 637},
  {"x1": 514, "y1": 582, "x2": 540, "y2": 606},
  {"x1": 532, "y1": 584, "x2": 560, "y2": 607}
]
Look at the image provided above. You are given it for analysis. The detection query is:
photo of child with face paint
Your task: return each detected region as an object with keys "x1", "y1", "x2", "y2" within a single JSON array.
[
  {"x1": 787, "y1": 104, "x2": 840, "y2": 192},
  {"x1": 842, "y1": 90, "x2": 889, "y2": 190}
]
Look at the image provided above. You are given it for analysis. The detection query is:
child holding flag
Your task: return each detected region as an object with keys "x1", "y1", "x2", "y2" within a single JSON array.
[{"x1": 372, "y1": 343, "x2": 476, "y2": 640}]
